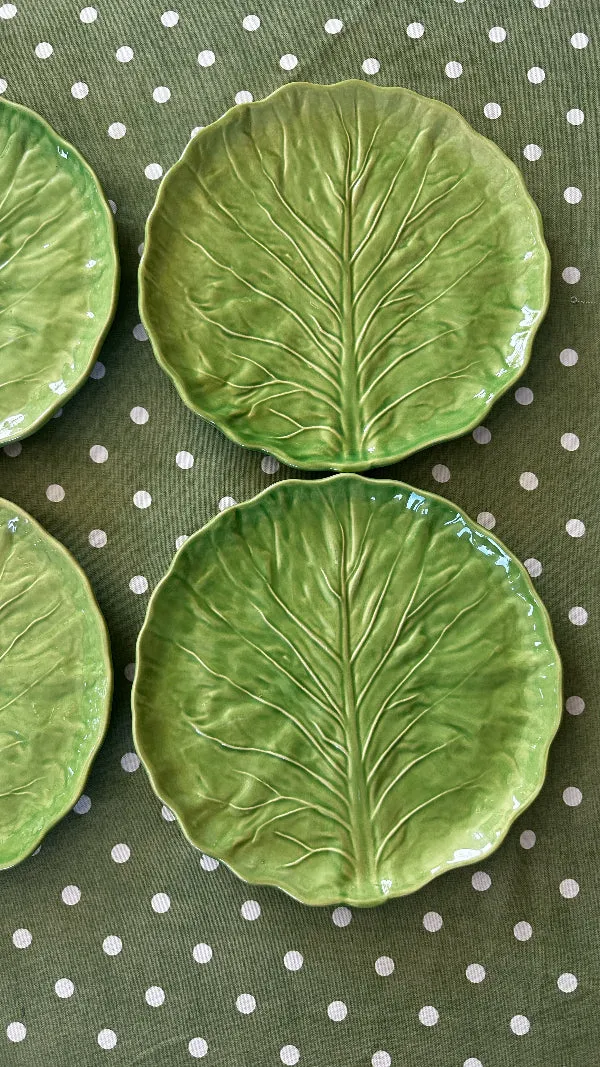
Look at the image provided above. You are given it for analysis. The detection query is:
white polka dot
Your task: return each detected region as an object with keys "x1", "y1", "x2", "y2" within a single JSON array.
[
  {"x1": 327, "y1": 1000, "x2": 347, "y2": 1021},
  {"x1": 235, "y1": 90, "x2": 253, "y2": 104},
  {"x1": 406, "y1": 22, "x2": 425, "y2": 38},
  {"x1": 464, "y1": 1060, "x2": 484, "y2": 1067},
  {"x1": 35, "y1": 42, "x2": 53, "y2": 59},
  {"x1": 560, "y1": 878, "x2": 579, "y2": 898},
  {"x1": 80, "y1": 6, "x2": 97, "y2": 22},
  {"x1": 133, "y1": 322, "x2": 148, "y2": 341},
  {"x1": 89, "y1": 444, "x2": 108, "y2": 463},
  {"x1": 489, "y1": 26, "x2": 507, "y2": 42},
  {"x1": 55, "y1": 978, "x2": 74, "y2": 998},
  {"x1": 188, "y1": 1037, "x2": 209, "y2": 1058},
  {"x1": 0, "y1": 4, "x2": 17, "y2": 17},
  {"x1": 3, "y1": 442, "x2": 21, "y2": 458},
  {"x1": 242, "y1": 14, "x2": 260, "y2": 30},
  {"x1": 527, "y1": 66, "x2": 545, "y2": 83},
  {"x1": 116, "y1": 45, "x2": 133, "y2": 62},
  {"x1": 121, "y1": 751, "x2": 140, "y2": 772},
  {"x1": 103, "y1": 935, "x2": 122, "y2": 956},
  {"x1": 510, "y1": 1015, "x2": 530, "y2": 1036},
  {"x1": 280, "y1": 53, "x2": 298, "y2": 70},
  {"x1": 484, "y1": 102, "x2": 502, "y2": 119},
  {"x1": 432, "y1": 464, "x2": 450, "y2": 483},
  {"x1": 533, "y1": 0, "x2": 551, "y2": 6},
  {"x1": 372, "y1": 1054, "x2": 391, "y2": 1067},
  {"x1": 241, "y1": 899, "x2": 261, "y2": 921},
  {"x1": 12, "y1": 928, "x2": 32, "y2": 949},
  {"x1": 445, "y1": 61, "x2": 463, "y2": 78},
  {"x1": 90, "y1": 360, "x2": 105, "y2": 379},
  {"x1": 571, "y1": 32, "x2": 588, "y2": 49},
  {"x1": 564, "y1": 186, "x2": 583, "y2": 205},
  {"x1": 98, "y1": 1029, "x2": 117, "y2": 1050},
  {"x1": 130, "y1": 406, "x2": 149, "y2": 424},
  {"x1": 6, "y1": 1023, "x2": 26, "y2": 1043},
  {"x1": 145, "y1": 986, "x2": 165, "y2": 1007},
  {"x1": 283, "y1": 950, "x2": 303, "y2": 971},
  {"x1": 190, "y1": 127, "x2": 204, "y2": 139},
  {"x1": 520, "y1": 829, "x2": 536, "y2": 849},
  {"x1": 218, "y1": 496, "x2": 236, "y2": 511},
  {"x1": 566, "y1": 695, "x2": 585, "y2": 715},
  {"x1": 519, "y1": 472, "x2": 538, "y2": 490},
  {"x1": 0, "y1": 79, "x2": 7, "y2": 94},
  {"x1": 523, "y1": 143, "x2": 542, "y2": 161},
  {"x1": 562, "y1": 266, "x2": 580, "y2": 284},
  {"x1": 567, "y1": 108, "x2": 584, "y2": 125},
  {"x1": 153, "y1": 86, "x2": 171, "y2": 103},
  {"x1": 477, "y1": 511, "x2": 496, "y2": 530},
  {"x1": 568, "y1": 606, "x2": 587, "y2": 626},
  {"x1": 176, "y1": 450, "x2": 194, "y2": 469},
  {"x1": 261, "y1": 455, "x2": 280, "y2": 474},
  {"x1": 280, "y1": 1046, "x2": 300, "y2": 1065},
  {"x1": 124, "y1": 663, "x2": 135, "y2": 682},
  {"x1": 129, "y1": 575, "x2": 149, "y2": 594},
  {"x1": 472, "y1": 871, "x2": 491, "y2": 891},
  {"x1": 361, "y1": 57, "x2": 380, "y2": 74},
  {"x1": 423, "y1": 911, "x2": 443, "y2": 932},
  {"x1": 61, "y1": 885, "x2": 81, "y2": 906},
  {"x1": 108, "y1": 122, "x2": 126, "y2": 139},
  {"x1": 161, "y1": 11, "x2": 179, "y2": 27},
  {"x1": 200, "y1": 854, "x2": 219, "y2": 871},
  {"x1": 524, "y1": 558, "x2": 542, "y2": 578},
  {"x1": 466, "y1": 964, "x2": 486, "y2": 983},
  {"x1": 332, "y1": 906, "x2": 352, "y2": 927},
  {"x1": 193, "y1": 943, "x2": 213, "y2": 964},
  {"x1": 472, "y1": 426, "x2": 491, "y2": 444},
  {"x1": 161, "y1": 804, "x2": 176, "y2": 821},
  {"x1": 71, "y1": 81, "x2": 89, "y2": 99},
  {"x1": 175, "y1": 535, "x2": 187, "y2": 550},
  {"x1": 560, "y1": 348, "x2": 578, "y2": 366},
  {"x1": 561, "y1": 432, "x2": 580, "y2": 450},
  {"x1": 144, "y1": 163, "x2": 163, "y2": 180},
  {"x1": 133, "y1": 490, "x2": 152, "y2": 508},
  {"x1": 375, "y1": 956, "x2": 394, "y2": 976},
  {"x1": 236, "y1": 994, "x2": 256, "y2": 1014},
  {"x1": 46, "y1": 483, "x2": 65, "y2": 502},
  {"x1": 108, "y1": 199, "x2": 117, "y2": 214},
  {"x1": 73, "y1": 794, "x2": 92, "y2": 814},
  {"x1": 324, "y1": 18, "x2": 343, "y2": 33},
  {"x1": 198, "y1": 49, "x2": 215, "y2": 66},
  {"x1": 515, "y1": 387, "x2": 534, "y2": 405},
  {"x1": 419, "y1": 1006, "x2": 439, "y2": 1027},
  {"x1": 111, "y1": 843, "x2": 130, "y2": 864},
  {"x1": 557, "y1": 972, "x2": 578, "y2": 992},
  {"x1": 151, "y1": 893, "x2": 170, "y2": 913},
  {"x1": 514, "y1": 921, "x2": 533, "y2": 941},
  {"x1": 563, "y1": 786, "x2": 583, "y2": 806}
]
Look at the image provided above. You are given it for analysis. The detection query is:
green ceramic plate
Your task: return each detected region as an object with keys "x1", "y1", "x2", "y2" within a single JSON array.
[
  {"x1": 132, "y1": 476, "x2": 561, "y2": 907},
  {"x1": 140, "y1": 80, "x2": 549, "y2": 472},
  {"x1": 0, "y1": 98, "x2": 118, "y2": 444},
  {"x1": 0, "y1": 499, "x2": 112, "y2": 868}
]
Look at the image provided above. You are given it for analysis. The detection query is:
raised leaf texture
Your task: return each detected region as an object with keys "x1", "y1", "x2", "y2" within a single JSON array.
[
  {"x1": 0, "y1": 98, "x2": 118, "y2": 443},
  {"x1": 141, "y1": 81, "x2": 549, "y2": 471},
  {"x1": 133, "y1": 476, "x2": 561, "y2": 906},
  {"x1": 0, "y1": 500, "x2": 111, "y2": 868}
]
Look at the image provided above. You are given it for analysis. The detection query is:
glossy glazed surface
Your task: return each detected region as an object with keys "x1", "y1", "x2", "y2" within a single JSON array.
[
  {"x1": 0, "y1": 98, "x2": 118, "y2": 443},
  {"x1": 140, "y1": 80, "x2": 549, "y2": 471},
  {"x1": 133, "y1": 476, "x2": 561, "y2": 906},
  {"x1": 0, "y1": 499, "x2": 112, "y2": 868}
]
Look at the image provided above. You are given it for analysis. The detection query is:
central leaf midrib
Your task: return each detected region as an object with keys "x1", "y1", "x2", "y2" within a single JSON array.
[
  {"x1": 338, "y1": 533, "x2": 377, "y2": 885},
  {"x1": 338, "y1": 155, "x2": 360, "y2": 461}
]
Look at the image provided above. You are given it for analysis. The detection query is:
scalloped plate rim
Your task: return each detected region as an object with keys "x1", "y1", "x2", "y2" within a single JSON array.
[
  {"x1": 0, "y1": 496, "x2": 113, "y2": 869},
  {"x1": 132, "y1": 474, "x2": 562, "y2": 906},
  {"x1": 0, "y1": 96, "x2": 120, "y2": 445},
  {"x1": 138, "y1": 79, "x2": 551, "y2": 473}
]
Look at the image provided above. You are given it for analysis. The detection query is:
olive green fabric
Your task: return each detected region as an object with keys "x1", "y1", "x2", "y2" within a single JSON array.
[{"x1": 0, "y1": 1, "x2": 597, "y2": 1065}]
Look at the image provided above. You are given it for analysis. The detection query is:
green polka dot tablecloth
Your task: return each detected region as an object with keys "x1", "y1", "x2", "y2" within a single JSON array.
[{"x1": 0, "y1": 2, "x2": 597, "y2": 1065}]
